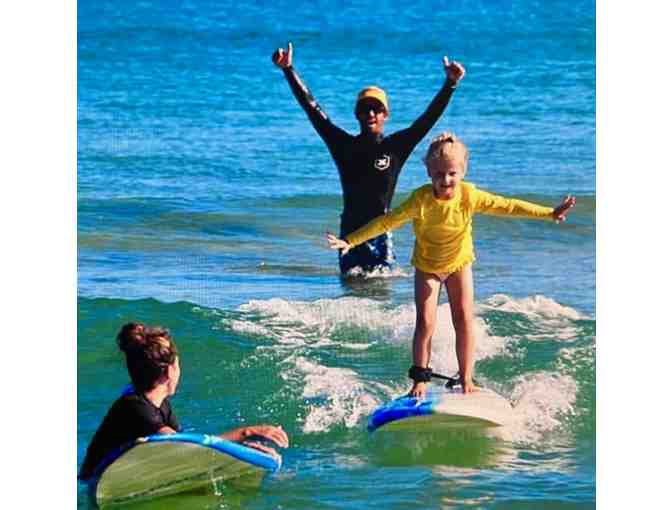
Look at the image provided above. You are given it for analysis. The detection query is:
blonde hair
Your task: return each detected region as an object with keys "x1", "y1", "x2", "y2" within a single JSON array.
[{"x1": 423, "y1": 131, "x2": 469, "y2": 174}]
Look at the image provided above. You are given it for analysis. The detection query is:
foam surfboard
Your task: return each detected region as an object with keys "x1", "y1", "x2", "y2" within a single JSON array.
[
  {"x1": 368, "y1": 384, "x2": 514, "y2": 432},
  {"x1": 89, "y1": 433, "x2": 281, "y2": 507}
]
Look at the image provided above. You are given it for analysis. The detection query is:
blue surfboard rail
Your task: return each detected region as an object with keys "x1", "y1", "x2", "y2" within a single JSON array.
[
  {"x1": 367, "y1": 394, "x2": 438, "y2": 432},
  {"x1": 143, "y1": 433, "x2": 281, "y2": 471}
]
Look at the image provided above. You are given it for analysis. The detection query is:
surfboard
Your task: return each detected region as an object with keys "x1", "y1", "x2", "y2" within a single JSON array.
[
  {"x1": 89, "y1": 432, "x2": 281, "y2": 507},
  {"x1": 368, "y1": 384, "x2": 514, "y2": 432}
]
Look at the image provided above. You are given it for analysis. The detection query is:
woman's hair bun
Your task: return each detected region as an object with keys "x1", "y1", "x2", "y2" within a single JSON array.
[{"x1": 116, "y1": 322, "x2": 146, "y2": 353}]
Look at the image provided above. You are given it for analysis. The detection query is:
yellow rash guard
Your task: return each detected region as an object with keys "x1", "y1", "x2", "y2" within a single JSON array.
[{"x1": 345, "y1": 183, "x2": 555, "y2": 275}]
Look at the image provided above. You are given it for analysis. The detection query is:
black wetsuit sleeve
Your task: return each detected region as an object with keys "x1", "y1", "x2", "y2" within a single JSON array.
[
  {"x1": 282, "y1": 66, "x2": 350, "y2": 148},
  {"x1": 391, "y1": 80, "x2": 458, "y2": 157}
]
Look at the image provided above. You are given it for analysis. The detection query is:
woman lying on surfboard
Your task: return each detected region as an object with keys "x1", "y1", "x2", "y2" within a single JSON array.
[
  {"x1": 78, "y1": 323, "x2": 289, "y2": 480},
  {"x1": 327, "y1": 132, "x2": 576, "y2": 398}
]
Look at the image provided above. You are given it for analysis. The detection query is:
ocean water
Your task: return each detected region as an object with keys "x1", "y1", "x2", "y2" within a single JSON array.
[{"x1": 78, "y1": 0, "x2": 595, "y2": 508}]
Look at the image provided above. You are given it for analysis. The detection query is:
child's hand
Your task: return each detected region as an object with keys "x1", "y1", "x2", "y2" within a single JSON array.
[
  {"x1": 408, "y1": 381, "x2": 428, "y2": 400},
  {"x1": 272, "y1": 42, "x2": 293, "y2": 69},
  {"x1": 443, "y1": 56, "x2": 466, "y2": 85},
  {"x1": 326, "y1": 232, "x2": 352, "y2": 254},
  {"x1": 552, "y1": 195, "x2": 577, "y2": 223}
]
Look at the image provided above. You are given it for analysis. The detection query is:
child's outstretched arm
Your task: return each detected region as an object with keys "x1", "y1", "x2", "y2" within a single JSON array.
[
  {"x1": 326, "y1": 233, "x2": 352, "y2": 255},
  {"x1": 325, "y1": 212, "x2": 405, "y2": 255},
  {"x1": 474, "y1": 188, "x2": 577, "y2": 222},
  {"x1": 325, "y1": 190, "x2": 421, "y2": 252}
]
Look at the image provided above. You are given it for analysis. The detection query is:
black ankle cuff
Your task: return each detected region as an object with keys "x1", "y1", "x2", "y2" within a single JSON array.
[{"x1": 408, "y1": 365, "x2": 432, "y2": 383}]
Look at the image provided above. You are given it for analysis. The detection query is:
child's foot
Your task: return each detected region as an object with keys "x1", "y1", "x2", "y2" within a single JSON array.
[
  {"x1": 409, "y1": 381, "x2": 428, "y2": 399},
  {"x1": 461, "y1": 377, "x2": 480, "y2": 394}
]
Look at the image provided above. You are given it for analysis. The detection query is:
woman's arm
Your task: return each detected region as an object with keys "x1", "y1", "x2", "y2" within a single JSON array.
[{"x1": 219, "y1": 425, "x2": 289, "y2": 457}]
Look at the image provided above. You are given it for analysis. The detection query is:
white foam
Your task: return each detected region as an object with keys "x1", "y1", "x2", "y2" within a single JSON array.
[
  {"x1": 234, "y1": 297, "x2": 510, "y2": 372},
  {"x1": 478, "y1": 294, "x2": 587, "y2": 342},
  {"x1": 558, "y1": 343, "x2": 596, "y2": 364},
  {"x1": 235, "y1": 297, "x2": 394, "y2": 347},
  {"x1": 479, "y1": 294, "x2": 586, "y2": 320},
  {"x1": 343, "y1": 265, "x2": 410, "y2": 279},
  {"x1": 338, "y1": 342, "x2": 373, "y2": 351},
  {"x1": 292, "y1": 357, "x2": 380, "y2": 433},
  {"x1": 228, "y1": 320, "x2": 273, "y2": 338},
  {"x1": 230, "y1": 295, "x2": 577, "y2": 435},
  {"x1": 496, "y1": 372, "x2": 578, "y2": 443}
]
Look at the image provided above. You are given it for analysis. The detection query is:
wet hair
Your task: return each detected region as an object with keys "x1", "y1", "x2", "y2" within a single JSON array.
[
  {"x1": 423, "y1": 132, "x2": 470, "y2": 174},
  {"x1": 116, "y1": 322, "x2": 178, "y2": 393}
]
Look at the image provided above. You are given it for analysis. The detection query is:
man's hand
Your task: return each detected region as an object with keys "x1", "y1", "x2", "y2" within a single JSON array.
[
  {"x1": 272, "y1": 42, "x2": 293, "y2": 69},
  {"x1": 443, "y1": 56, "x2": 466, "y2": 85}
]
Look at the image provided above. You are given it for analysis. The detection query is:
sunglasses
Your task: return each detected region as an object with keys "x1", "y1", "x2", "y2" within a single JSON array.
[{"x1": 356, "y1": 102, "x2": 386, "y2": 116}]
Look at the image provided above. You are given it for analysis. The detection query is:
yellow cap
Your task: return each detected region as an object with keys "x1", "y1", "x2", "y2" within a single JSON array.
[{"x1": 355, "y1": 86, "x2": 389, "y2": 113}]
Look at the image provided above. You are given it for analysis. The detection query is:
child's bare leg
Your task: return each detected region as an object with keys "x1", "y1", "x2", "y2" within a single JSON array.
[
  {"x1": 410, "y1": 269, "x2": 442, "y2": 398},
  {"x1": 444, "y1": 265, "x2": 479, "y2": 394}
]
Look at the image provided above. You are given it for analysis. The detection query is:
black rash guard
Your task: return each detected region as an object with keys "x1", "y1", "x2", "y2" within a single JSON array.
[
  {"x1": 78, "y1": 392, "x2": 180, "y2": 480},
  {"x1": 282, "y1": 67, "x2": 458, "y2": 236}
]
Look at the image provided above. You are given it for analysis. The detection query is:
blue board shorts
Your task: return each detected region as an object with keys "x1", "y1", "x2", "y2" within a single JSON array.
[{"x1": 338, "y1": 232, "x2": 396, "y2": 275}]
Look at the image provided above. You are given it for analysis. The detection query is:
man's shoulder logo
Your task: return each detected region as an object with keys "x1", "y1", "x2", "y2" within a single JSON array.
[{"x1": 374, "y1": 154, "x2": 391, "y2": 171}]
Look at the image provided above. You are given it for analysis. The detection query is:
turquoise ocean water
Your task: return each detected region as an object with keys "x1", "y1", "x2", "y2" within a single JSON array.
[{"x1": 78, "y1": 0, "x2": 595, "y2": 507}]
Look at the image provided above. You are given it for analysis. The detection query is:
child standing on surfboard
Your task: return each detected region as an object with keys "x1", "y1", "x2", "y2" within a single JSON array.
[
  {"x1": 327, "y1": 132, "x2": 576, "y2": 399},
  {"x1": 78, "y1": 323, "x2": 289, "y2": 480}
]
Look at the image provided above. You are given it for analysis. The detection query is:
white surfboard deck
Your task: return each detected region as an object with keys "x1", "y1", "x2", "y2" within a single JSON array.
[{"x1": 368, "y1": 384, "x2": 514, "y2": 432}]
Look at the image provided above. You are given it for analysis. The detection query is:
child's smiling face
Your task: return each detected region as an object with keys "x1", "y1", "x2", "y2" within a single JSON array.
[{"x1": 427, "y1": 156, "x2": 466, "y2": 200}]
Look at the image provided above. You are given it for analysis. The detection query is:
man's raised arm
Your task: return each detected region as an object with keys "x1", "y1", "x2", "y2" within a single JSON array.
[
  {"x1": 272, "y1": 42, "x2": 347, "y2": 143},
  {"x1": 396, "y1": 57, "x2": 466, "y2": 148}
]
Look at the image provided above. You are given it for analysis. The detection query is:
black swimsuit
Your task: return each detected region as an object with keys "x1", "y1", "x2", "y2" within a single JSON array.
[{"x1": 78, "y1": 392, "x2": 180, "y2": 480}]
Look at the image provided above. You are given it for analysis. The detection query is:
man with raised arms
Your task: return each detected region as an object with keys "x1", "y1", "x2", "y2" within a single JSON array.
[{"x1": 272, "y1": 42, "x2": 465, "y2": 276}]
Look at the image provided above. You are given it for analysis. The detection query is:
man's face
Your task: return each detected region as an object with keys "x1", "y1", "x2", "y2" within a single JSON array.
[{"x1": 355, "y1": 99, "x2": 388, "y2": 135}]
